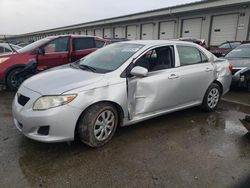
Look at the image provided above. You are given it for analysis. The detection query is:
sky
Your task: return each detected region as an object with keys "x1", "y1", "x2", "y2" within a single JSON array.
[{"x1": 0, "y1": 0, "x2": 200, "y2": 35}]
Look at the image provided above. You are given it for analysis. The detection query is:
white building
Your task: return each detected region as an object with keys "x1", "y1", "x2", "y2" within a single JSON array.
[{"x1": 7, "y1": 0, "x2": 250, "y2": 46}]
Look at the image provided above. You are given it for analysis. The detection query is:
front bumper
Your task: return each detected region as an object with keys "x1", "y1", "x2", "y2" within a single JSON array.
[{"x1": 12, "y1": 86, "x2": 82, "y2": 143}]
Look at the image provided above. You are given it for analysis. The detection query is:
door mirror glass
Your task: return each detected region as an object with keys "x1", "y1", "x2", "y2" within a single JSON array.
[
  {"x1": 130, "y1": 66, "x2": 148, "y2": 77},
  {"x1": 32, "y1": 48, "x2": 45, "y2": 55},
  {"x1": 39, "y1": 48, "x2": 45, "y2": 55}
]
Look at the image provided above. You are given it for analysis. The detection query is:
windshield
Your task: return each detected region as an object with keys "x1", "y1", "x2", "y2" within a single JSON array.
[
  {"x1": 11, "y1": 44, "x2": 21, "y2": 50},
  {"x1": 78, "y1": 43, "x2": 144, "y2": 73},
  {"x1": 225, "y1": 45, "x2": 250, "y2": 59},
  {"x1": 17, "y1": 38, "x2": 50, "y2": 53},
  {"x1": 219, "y1": 42, "x2": 241, "y2": 49}
]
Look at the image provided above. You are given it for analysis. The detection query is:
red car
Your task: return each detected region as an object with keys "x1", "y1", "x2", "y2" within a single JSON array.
[{"x1": 0, "y1": 35, "x2": 109, "y2": 90}]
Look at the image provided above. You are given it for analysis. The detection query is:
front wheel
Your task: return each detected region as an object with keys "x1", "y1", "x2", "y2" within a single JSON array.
[
  {"x1": 6, "y1": 68, "x2": 23, "y2": 91},
  {"x1": 201, "y1": 83, "x2": 221, "y2": 112},
  {"x1": 77, "y1": 103, "x2": 118, "y2": 148}
]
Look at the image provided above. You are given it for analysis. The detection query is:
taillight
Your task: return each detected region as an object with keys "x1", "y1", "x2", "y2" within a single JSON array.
[{"x1": 228, "y1": 64, "x2": 233, "y2": 73}]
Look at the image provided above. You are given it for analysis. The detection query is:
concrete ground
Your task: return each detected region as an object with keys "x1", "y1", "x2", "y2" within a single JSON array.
[{"x1": 0, "y1": 88, "x2": 249, "y2": 188}]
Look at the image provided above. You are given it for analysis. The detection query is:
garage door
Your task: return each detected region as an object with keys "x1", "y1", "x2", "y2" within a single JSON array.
[
  {"x1": 141, "y1": 23, "x2": 154, "y2": 40},
  {"x1": 182, "y1": 18, "x2": 202, "y2": 38},
  {"x1": 104, "y1": 28, "x2": 112, "y2": 38},
  {"x1": 126, "y1": 25, "x2": 138, "y2": 40},
  {"x1": 86, "y1": 30, "x2": 94, "y2": 36},
  {"x1": 159, "y1": 21, "x2": 175, "y2": 40},
  {"x1": 210, "y1": 14, "x2": 239, "y2": 46},
  {"x1": 114, "y1": 27, "x2": 125, "y2": 38},
  {"x1": 94, "y1": 29, "x2": 102, "y2": 37}
]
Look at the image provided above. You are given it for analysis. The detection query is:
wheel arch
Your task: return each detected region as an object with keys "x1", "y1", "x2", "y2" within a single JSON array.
[
  {"x1": 74, "y1": 100, "x2": 125, "y2": 139},
  {"x1": 213, "y1": 80, "x2": 223, "y2": 95},
  {"x1": 3, "y1": 64, "x2": 26, "y2": 84}
]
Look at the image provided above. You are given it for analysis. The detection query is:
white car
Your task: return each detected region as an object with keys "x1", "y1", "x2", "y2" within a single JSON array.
[
  {"x1": 12, "y1": 40, "x2": 232, "y2": 147},
  {"x1": 0, "y1": 43, "x2": 21, "y2": 54}
]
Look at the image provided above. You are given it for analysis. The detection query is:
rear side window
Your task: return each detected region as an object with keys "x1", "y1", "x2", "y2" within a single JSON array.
[
  {"x1": 73, "y1": 38, "x2": 95, "y2": 51},
  {"x1": 95, "y1": 40, "x2": 105, "y2": 48},
  {"x1": 0, "y1": 47, "x2": 4, "y2": 53},
  {"x1": 177, "y1": 46, "x2": 208, "y2": 66}
]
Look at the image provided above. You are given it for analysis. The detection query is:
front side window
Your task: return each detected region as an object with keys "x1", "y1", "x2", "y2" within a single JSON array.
[
  {"x1": 43, "y1": 37, "x2": 69, "y2": 53},
  {"x1": 177, "y1": 46, "x2": 207, "y2": 66},
  {"x1": 73, "y1": 37, "x2": 95, "y2": 51},
  {"x1": 134, "y1": 46, "x2": 174, "y2": 72},
  {"x1": 78, "y1": 43, "x2": 144, "y2": 73}
]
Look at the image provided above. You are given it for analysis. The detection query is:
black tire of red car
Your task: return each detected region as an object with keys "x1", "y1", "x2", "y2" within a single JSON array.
[
  {"x1": 77, "y1": 102, "x2": 118, "y2": 148},
  {"x1": 6, "y1": 67, "x2": 23, "y2": 91},
  {"x1": 201, "y1": 83, "x2": 221, "y2": 112}
]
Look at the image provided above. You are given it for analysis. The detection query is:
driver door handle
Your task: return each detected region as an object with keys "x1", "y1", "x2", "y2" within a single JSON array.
[{"x1": 168, "y1": 74, "x2": 179, "y2": 79}]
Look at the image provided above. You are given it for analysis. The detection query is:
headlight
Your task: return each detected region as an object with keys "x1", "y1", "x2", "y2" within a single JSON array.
[
  {"x1": 0, "y1": 57, "x2": 9, "y2": 64},
  {"x1": 33, "y1": 94, "x2": 77, "y2": 110}
]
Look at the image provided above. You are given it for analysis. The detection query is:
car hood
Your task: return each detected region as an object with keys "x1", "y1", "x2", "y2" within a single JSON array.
[
  {"x1": 22, "y1": 65, "x2": 105, "y2": 95},
  {"x1": 0, "y1": 52, "x2": 15, "y2": 58},
  {"x1": 226, "y1": 58, "x2": 250, "y2": 68}
]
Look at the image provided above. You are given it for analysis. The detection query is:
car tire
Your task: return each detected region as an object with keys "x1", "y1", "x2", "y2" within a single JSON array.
[
  {"x1": 77, "y1": 103, "x2": 118, "y2": 148},
  {"x1": 201, "y1": 83, "x2": 221, "y2": 112},
  {"x1": 6, "y1": 68, "x2": 23, "y2": 91}
]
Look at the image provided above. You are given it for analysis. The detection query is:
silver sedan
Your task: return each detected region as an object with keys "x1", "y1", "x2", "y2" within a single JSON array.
[{"x1": 12, "y1": 40, "x2": 232, "y2": 147}]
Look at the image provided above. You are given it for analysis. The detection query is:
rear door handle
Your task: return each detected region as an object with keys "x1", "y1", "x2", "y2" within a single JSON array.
[{"x1": 168, "y1": 74, "x2": 179, "y2": 79}]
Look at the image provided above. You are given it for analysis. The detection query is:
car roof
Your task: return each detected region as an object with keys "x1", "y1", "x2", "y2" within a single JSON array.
[
  {"x1": 121, "y1": 40, "x2": 198, "y2": 46},
  {"x1": 47, "y1": 35, "x2": 99, "y2": 39}
]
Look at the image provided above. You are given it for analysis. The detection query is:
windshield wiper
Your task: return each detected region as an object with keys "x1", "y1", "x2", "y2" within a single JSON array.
[{"x1": 79, "y1": 64, "x2": 96, "y2": 72}]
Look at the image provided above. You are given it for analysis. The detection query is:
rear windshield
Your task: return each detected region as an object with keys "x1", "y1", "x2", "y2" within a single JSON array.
[
  {"x1": 17, "y1": 38, "x2": 50, "y2": 53},
  {"x1": 225, "y1": 45, "x2": 250, "y2": 59},
  {"x1": 78, "y1": 43, "x2": 144, "y2": 73}
]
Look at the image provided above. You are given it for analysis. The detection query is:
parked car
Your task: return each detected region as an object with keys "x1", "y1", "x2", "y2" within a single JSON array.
[
  {"x1": 178, "y1": 37, "x2": 208, "y2": 49},
  {"x1": 0, "y1": 43, "x2": 22, "y2": 54},
  {"x1": 0, "y1": 35, "x2": 109, "y2": 90},
  {"x1": 209, "y1": 41, "x2": 241, "y2": 57},
  {"x1": 12, "y1": 40, "x2": 232, "y2": 147},
  {"x1": 224, "y1": 44, "x2": 250, "y2": 91}
]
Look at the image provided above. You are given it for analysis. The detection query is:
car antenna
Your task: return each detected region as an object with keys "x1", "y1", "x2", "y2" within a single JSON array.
[{"x1": 4, "y1": 35, "x2": 18, "y2": 53}]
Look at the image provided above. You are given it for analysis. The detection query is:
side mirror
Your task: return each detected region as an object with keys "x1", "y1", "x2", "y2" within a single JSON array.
[
  {"x1": 130, "y1": 66, "x2": 148, "y2": 77},
  {"x1": 33, "y1": 48, "x2": 45, "y2": 55},
  {"x1": 39, "y1": 48, "x2": 45, "y2": 55}
]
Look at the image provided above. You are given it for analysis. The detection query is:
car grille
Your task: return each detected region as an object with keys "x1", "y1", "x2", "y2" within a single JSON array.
[{"x1": 17, "y1": 94, "x2": 30, "y2": 106}]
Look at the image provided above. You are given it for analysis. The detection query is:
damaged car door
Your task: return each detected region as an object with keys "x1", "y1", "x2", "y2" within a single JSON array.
[{"x1": 127, "y1": 45, "x2": 180, "y2": 120}]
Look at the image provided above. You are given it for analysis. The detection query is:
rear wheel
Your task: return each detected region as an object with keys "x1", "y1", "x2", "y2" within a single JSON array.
[
  {"x1": 6, "y1": 68, "x2": 23, "y2": 91},
  {"x1": 201, "y1": 83, "x2": 221, "y2": 112},
  {"x1": 77, "y1": 103, "x2": 118, "y2": 148}
]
